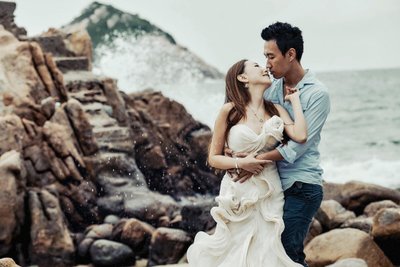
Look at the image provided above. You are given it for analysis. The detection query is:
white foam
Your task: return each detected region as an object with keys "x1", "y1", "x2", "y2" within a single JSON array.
[{"x1": 322, "y1": 158, "x2": 400, "y2": 188}]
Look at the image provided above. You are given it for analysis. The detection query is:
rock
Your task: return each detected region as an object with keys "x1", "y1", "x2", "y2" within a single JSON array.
[
  {"x1": 123, "y1": 191, "x2": 179, "y2": 226},
  {"x1": 77, "y1": 238, "x2": 94, "y2": 258},
  {"x1": 0, "y1": 115, "x2": 25, "y2": 156},
  {"x1": 85, "y1": 224, "x2": 113, "y2": 240},
  {"x1": 103, "y1": 215, "x2": 120, "y2": 225},
  {"x1": 29, "y1": 189, "x2": 75, "y2": 267},
  {"x1": 304, "y1": 218, "x2": 323, "y2": 245},
  {"x1": 90, "y1": 239, "x2": 135, "y2": 267},
  {"x1": 340, "y1": 216, "x2": 373, "y2": 233},
  {"x1": 371, "y1": 208, "x2": 400, "y2": 265},
  {"x1": 0, "y1": 257, "x2": 20, "y2": 267},
  {"x1": 97, "y1": 195, "x2": 125, "y2": 216},
  {"x1": 148, "y1": 228, "x2": 193, "y2": 266},
  {"x1": 39, "y1": 97, "x2": 55, "y2": 119},
  {"x1": 29, "y1": 42, "x2": 59, "y2": 98},
  {"x1": 304, "y1": 228, "x2": 393, "y2": 267},
  {"x1": 112, "y1": 218, "x2": 155, "y2": 257},
  {"x1": 364, "y1": 200, "x2": 399, "y2": 217},
  {"x1": 55, "y1": 181, "x2": 100, "y2": 231},
  {"x1": 64, "y1": 98, "x2": 98, "y2": 155},
  {"x1": 0, "y1": 151, "x2": 25, "y2": 256},
  {"x1": 325, "y1": 258, "x2": 368, "y2": 267},
  {"x1": 180, "y1": 198, "x2": 217, "y2": 234},
  {"x1": 323, "y1": 181, "x2": 400, "y2": 214},
  {"x1": 315, "y1": 200, "x2": 356, "y2": 230}
]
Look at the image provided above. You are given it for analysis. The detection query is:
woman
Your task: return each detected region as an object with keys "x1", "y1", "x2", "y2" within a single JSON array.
[{"x1": 187, "y1": 59, "x2": 306, "y2": 267}]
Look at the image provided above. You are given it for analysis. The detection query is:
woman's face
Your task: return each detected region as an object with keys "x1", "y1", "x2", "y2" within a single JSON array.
[{"x1": 242, "y1": 60, "x2": 271, "y2": 87}]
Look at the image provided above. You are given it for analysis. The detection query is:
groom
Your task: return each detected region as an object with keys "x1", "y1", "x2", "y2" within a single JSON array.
[{"x1": 234, "y1": 22, "x2": 330, "y2": 266}]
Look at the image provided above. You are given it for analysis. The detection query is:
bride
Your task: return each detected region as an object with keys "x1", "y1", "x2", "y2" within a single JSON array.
[{"x1": 187, "y1": 59, "x2": 306, "y2": 267}]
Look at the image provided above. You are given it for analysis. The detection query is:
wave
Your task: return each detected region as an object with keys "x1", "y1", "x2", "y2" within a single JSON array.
[
  {"x1": 93, "y1": 33, "x2": 222, "y2": 91},
  {"x1": 322, "y1": 158, "x2": 400, "y2": 189}
]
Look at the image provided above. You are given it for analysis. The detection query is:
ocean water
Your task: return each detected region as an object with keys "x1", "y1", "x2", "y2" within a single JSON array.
[{"x1": 93, "y1": 36, "x2": 400, "y2": 189}]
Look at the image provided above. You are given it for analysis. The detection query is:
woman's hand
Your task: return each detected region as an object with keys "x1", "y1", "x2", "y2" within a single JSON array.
[
  {"x1": 237, "y1": 153, "x2": 270, "y2": 175},
  {"x1": 284, "y1": 86, "x2": 300, "y2": 102}
]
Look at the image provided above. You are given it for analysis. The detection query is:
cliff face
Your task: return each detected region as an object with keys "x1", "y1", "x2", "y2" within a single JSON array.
[{"x1": 0, "y1": 2, "x2": 219, "y2": 266}]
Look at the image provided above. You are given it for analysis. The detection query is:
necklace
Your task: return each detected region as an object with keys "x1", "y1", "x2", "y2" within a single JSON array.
[{"x1": 248, "y1": 104, "x2": 264, "y2": 123}]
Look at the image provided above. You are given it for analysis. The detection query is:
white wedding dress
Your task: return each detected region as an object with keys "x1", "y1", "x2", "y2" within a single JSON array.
[{"x1": 187, "y1": 116, "x2": 302, "y2": 267}]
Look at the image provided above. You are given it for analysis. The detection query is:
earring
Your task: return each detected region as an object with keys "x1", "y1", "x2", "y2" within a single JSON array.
[{"x1": 244, "y1": 83, "x2": 249, "y2": 88}]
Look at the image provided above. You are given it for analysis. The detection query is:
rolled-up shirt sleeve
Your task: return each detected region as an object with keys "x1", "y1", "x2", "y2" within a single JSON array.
[{"x1": 277, "y1": 90, "x2": 330, "y2": 164}]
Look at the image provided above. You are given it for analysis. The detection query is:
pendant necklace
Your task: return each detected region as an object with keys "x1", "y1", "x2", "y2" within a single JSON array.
[{"x1": 248, "y1": 104, "x2": 264, "y2": 123}]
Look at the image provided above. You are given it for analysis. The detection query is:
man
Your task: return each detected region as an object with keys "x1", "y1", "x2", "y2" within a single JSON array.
[{"x1": 234, "y1": 22, "x2": 330, "y2": 266}]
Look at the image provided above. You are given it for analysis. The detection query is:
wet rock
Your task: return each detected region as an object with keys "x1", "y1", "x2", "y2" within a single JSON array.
[
  {"x1": 148, "y1": 227, "x2": 192, "y2": 266},
  {"x1": 180, "y1": 198, "x2": 217, "y2": 234},
  {"x1": 305, "y1": 228, "x2": 393, "y2": 267},
  {"x1": 90, "y1": 239, "x2": 135, "y2": 267}
]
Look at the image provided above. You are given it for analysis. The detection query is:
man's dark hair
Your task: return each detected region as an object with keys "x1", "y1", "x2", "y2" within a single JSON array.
[{"x1": 261, "y1": 22, "x2": 304, "y2": 61}]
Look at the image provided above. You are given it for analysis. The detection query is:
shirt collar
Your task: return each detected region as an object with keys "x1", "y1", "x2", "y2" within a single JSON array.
[{"x1": 296, "y1": 69, "x2": 315, "y2": 90}]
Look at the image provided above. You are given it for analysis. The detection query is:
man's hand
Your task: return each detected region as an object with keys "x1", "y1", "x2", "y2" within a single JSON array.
[{"x1": 232, "y1": 170, "x2": 253, "y2": 183}]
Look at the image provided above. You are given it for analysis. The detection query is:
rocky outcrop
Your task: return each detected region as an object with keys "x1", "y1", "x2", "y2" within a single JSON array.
[{"x1": 0, "y1": 1, "x2": 26, "y2": 39}]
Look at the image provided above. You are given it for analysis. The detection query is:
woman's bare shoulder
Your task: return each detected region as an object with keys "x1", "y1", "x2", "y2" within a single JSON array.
[{"x1": 220, "y1": 102, "x2": 235, "y2": 114}]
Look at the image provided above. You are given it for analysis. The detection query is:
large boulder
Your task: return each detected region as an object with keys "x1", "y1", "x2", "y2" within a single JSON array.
[
  {"x1": 323, "y1": 181, "x2": 400, "y2": 214},
  {"x1": 371, "y1": 208, "x2": 400, "y2": 265},
  {"x1": 305, "y1": 228, "x2": 393, "y2": 267}
]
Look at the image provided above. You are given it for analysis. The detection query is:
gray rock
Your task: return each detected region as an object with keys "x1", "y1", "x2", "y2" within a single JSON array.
[{"x1": 90, "y1": 239, "x2": 135, "y2": 267}]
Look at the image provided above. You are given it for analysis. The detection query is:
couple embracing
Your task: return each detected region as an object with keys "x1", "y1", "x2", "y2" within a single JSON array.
[{"x1": 187, "y1": 22, "x2": 330, "y2": 267}]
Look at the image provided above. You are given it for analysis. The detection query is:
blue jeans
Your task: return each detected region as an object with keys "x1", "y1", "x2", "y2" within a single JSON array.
[{"x1": 281, "y1": 182, "x2": 323, "y2": 267}]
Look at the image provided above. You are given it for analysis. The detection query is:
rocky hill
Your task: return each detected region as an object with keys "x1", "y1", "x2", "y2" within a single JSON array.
[
  {"x1": 63, "y1": 1, "x2": 175, "y2": 48},
  {"x1": 62, "y1": 2, "x2": 223, "y2": 89}
]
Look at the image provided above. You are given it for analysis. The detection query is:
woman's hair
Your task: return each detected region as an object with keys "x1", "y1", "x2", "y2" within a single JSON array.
[{"x1": 224, "y1": 59, "x2": 280, "y2": 142}]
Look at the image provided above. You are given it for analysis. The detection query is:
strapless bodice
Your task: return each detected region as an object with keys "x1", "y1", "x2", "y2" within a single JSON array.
[{"x1": 227, "y1": 115, "x2": 284, "y2": 154}]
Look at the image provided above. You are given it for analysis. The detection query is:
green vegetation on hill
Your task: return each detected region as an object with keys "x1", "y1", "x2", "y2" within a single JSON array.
[{"x1": 67, "y1": 1, "x2": 176, "y2": 48}]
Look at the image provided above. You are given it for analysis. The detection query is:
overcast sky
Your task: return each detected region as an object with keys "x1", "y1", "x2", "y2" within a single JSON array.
[{"x1": 14, "y1": 0, "x2": 400, "y2": 72}]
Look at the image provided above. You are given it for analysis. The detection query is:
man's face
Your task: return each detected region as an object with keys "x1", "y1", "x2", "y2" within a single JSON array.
[{"x1": 264, "y1": 40, "x2": 290, "y2": 79}]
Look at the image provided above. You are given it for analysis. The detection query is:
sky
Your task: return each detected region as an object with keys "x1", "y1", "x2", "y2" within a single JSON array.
[{"x1": 13, "y1": 0, "x2": 400, "y2": 73}]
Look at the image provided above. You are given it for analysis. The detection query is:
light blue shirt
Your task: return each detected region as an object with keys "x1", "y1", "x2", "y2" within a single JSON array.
[{"x1": 264, "y1": 70, "x2": 330, "y2": 191}]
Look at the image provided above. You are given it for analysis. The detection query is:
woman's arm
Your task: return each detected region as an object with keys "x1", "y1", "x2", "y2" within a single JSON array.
[
  {"x1": 275, "y1": 88, "x2": 307, "y2": 143},
  {"x1": 208, "y1": 103, "x2": 269, "y2": 173}
]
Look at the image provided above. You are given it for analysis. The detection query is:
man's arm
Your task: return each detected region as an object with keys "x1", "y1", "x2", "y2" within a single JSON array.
[{"x1": 259, "y1": 89, "x2": 330, "y2": 163}]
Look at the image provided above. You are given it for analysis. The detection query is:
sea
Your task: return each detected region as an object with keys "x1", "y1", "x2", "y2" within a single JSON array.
[{"x1": 93, "y1": 36, "x2": 400, "y2": 189}]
